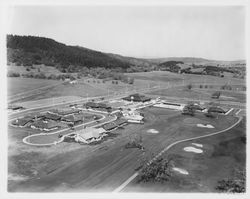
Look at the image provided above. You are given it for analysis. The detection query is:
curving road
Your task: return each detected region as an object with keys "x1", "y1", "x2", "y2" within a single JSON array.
[
  {"x1": 22, "y1": 111, "x2": 117, "y2": 146},
  {"x1": 113, "y1": 115, "x2": 243, "y2": 192}
]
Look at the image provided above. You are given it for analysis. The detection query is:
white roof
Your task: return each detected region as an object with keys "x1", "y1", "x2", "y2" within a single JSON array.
[{"x1": 77, "y1": 127, "x2": 106, "y2": 140}]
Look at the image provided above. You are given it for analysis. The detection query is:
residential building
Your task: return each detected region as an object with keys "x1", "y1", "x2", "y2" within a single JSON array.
[
  {"x1": 30, "y1": 120, "x2": 60, "y2": 131},
  {"x1": 122, "y1": 93, "x2": 151, "y2": 102},
  {"x1": 11, "y1": 116, "x2": 34, "y2": 127}
]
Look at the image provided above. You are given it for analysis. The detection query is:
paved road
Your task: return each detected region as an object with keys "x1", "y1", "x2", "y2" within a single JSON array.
[
  {"x1": 113, "y1": 115, "x2": 243, "y2": 192},
  {"x1": 22, "y1": 110, "x2": 112, "y2": 146}
]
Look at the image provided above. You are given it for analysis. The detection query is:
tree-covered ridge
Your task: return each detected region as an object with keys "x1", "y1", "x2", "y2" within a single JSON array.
[{"x1": 7, "y1": 35, "x2": 130, "y2": 72}]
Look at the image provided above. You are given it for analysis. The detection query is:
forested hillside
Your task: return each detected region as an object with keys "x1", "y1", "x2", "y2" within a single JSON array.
[{"x1": 7, "y1": 35, "x2": 130, "y2": 72}]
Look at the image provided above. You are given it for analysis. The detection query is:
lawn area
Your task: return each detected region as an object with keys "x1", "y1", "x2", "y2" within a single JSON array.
[
  {"x1": 123, "y1": 117, "x2": 245, "y2": 192},
  {"x1": 9, "y1": 76, "x2": 159, "y2": 104},
  {"x1": 126, "y1": 71, "x2": 245, "y2": 86},
  {"x1": 147, "y1": 86, "x2": 246, "y2": 103},
  {"x1": 7, "y1": 77, "x2": 61, "y2": 97}
]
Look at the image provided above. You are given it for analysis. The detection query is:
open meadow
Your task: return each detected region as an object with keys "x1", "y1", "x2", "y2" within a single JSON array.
[{"x1": 126, "y1": 71, "x2": 245, "y2": 86}]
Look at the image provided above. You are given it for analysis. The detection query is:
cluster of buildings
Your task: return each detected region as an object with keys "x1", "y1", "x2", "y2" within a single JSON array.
[
  {"x1": 11, "y1": 108, "x2": 86, "y2": 131},
  {"x1": 12, "y1": 92, "x2": 231, "y2": 146},
  {"x1": 63, "y1": 118, "x2": 128, "y2": 144}
]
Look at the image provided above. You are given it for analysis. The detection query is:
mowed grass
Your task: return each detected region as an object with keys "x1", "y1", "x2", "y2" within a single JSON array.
[
  {"x1": 8, "y1": 78, "x2": 61, "y2": 97},
  {"x1": 8, "y1": 107, "x2": 239, "y2": 192},
  {"x1": 126, "y1": 71, "x2": 245, "y2": 86},
  {"x1": 124, "y1": 117, "x2": 246, "y2": 192},
  {"x1": 8, "y1": 76, "x2": 159, "y2": 104},
  {"x1": 147, "y1": 86, "x2": 246, "y2": 103}
]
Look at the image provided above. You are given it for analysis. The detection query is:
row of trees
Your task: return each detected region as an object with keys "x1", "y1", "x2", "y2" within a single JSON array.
[
  {"x1": 8, "y1": 71, "x2": 76, "y2": 81},
  {"x1": 76, "y1": 67, "x2": 134, "y2": 84}
]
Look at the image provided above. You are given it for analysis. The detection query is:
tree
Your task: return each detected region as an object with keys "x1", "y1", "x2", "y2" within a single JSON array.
[
  {"x1": 187, "y1": 84, "x2": 192, "y2": 90},
  {"x1": 216, "y1": 169, "x2": 246, "y2": 193},
  {"x1": 137, "y1": 157, "x2": 174, "y2": 183},
  {"x1": 7, "y1": 71, "x2": 20, "y2": 77},
  {"x1": 128, "y1": 77, "x2": 134, "y2": 84},
  {"x1": 125, "y1": 134, "x2": 144, "y2": 150}
]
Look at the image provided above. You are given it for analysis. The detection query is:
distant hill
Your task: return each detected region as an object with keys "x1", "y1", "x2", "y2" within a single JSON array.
[
  {"x1": 106, "y1": 53, "x2": 157, "y2": 71},
  {"x1": 147, "y1": 57, "x2": 211, "y2": 65},
  {"x1": 146, "y1": 57, "x2": 246, "y2": 66},
  {"x1": 7, "y1": 35, "x2": 245, "y2": 74},
  {"x1": 7, "y1": 35, "x2": 131, "y2": 72}
]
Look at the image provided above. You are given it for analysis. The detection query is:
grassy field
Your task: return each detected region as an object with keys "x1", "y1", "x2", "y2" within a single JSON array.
[
  {"x1": 8, "y1": 107, "x2": 239, "y2": 192},
  {"x1": 124, "y1": 117, "x2": 246, "y2": 192},
  {"x1": 7, "y1": 78, "x2": 61, "y2": 97},
  {"x1": 146, "y1": 86, "x2": 246, "y2": 103},
  {"x1": 8, "y1": 71, "x2": 245, "y2": 105},
  {"x1": 127, "y1": 71, "x2": 245, "y2": 86},
  {"x1": 8, "y1": 76, "x2": 158, "y2": 104},
  {"x1": 8, "y1": 64, "x2": 66, "y2": 76}
]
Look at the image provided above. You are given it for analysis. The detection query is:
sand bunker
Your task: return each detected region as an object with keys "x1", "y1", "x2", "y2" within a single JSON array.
[
  {"x1": 184, "y1": 146, "x2": 203, "y2": 153},
  {"x1": 221, "y1": 95, "x2": 236, "y2": 100},
  {"x1": 184, "y1": 118, "x2": 208, "y2": 126},
  {"x1": 147, "y1": 129, "x2": 159, "y2": 134},
  {"x1": 197, "y1": 124, "x2": 214, "y2": 128},
  {"x1": 8, "y1": 173, "x2": 29, "y2": 181},
  {"x1": 192, "y1": 143, "x2": 203, "y2": 148},
  {"x1": 172, "y1": 167, "x2": 189, "y2": 175}
]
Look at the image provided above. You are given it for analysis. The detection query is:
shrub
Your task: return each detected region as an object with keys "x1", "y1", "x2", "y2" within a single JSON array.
[
  {"x1": 221, "y1": 84, "x2": 232, "y2": 90},
  {"x1": 187, "y1": 84, "x2": 192, "y2": 90},
  {"x1": 77, "y1": 73, "x2": 82, "y2": 79},
  {"x1": 127, "y1": 77, "x2": 134, "y2": 84},
  {"x1": 47, "y1": 74, "x2": 57, "y2": 80},
  {"x1": 7, "y1": 71, "x2": 20, "y2": 77},
  {"x1": 125, "y1": 136, "x2": 143, "y2": 150},
  {"x1": 69, "y1": 76, "x2": 76, "y2": 81}
]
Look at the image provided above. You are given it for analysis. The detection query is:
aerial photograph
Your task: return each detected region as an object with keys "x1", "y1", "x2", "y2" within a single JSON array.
[{"x1": 5, "y1": 3, "x2": 246, "y2": 194}]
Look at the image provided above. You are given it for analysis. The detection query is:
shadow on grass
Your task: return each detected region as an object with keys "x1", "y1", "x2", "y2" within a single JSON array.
[{"x1": 88, "y1": 133, "x2": 119, "y2": 145}]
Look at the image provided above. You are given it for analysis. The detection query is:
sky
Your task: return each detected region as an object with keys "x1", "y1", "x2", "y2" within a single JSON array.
[{"x1": 7, "y1": 5, "x2": 246, "y2": 61}]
